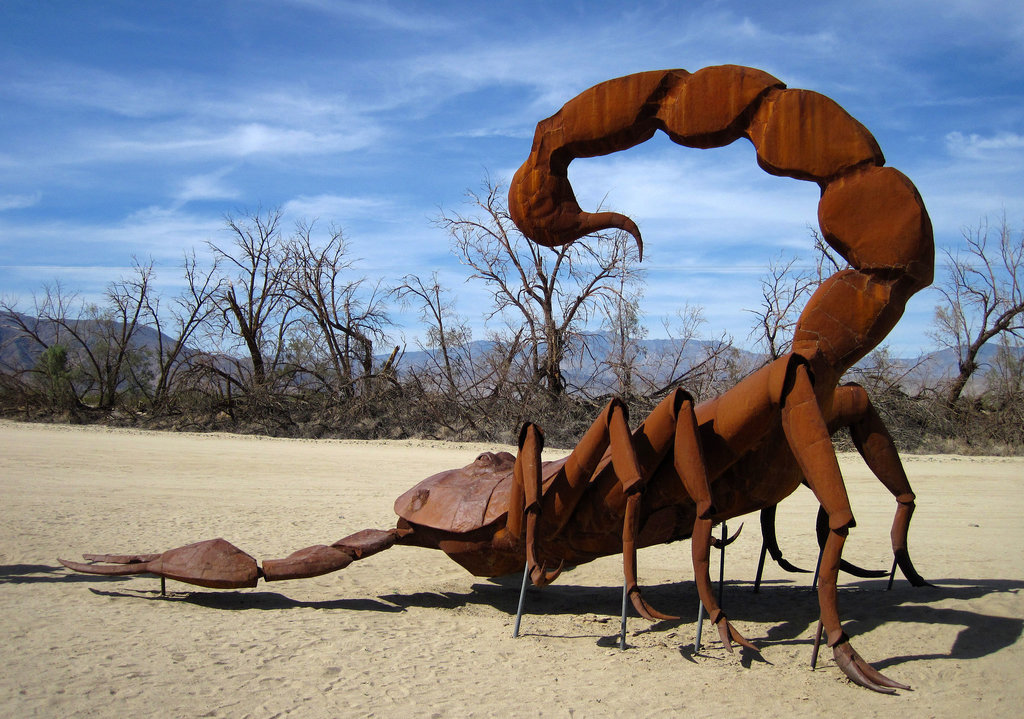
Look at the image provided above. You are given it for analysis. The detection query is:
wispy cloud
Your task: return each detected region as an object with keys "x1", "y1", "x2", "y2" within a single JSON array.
[
  {"x1": 100, "y1": 122, "x2": 382, "y2": 161},
  {"x1": 0, "y1": 192, "x2": 42, "y2": 211},
  {"x1": 945, "y1": 131, "x2": 1024, "y2": 159},
  {"x1": 282, "y1": 194, "x2": 395, "y2": 222},
  {"x1": 6, "y1": 63, "x2": 187, "y2": 119},
  {"x1": 173, "y1": 168, "x2": 241, "y2": 206},
  {"x1": 1, "y1": 1, "x2": 1020, "y2": 353},
  {"x1": 280, "y1": 0, "x2": 455, "y2": 32}
]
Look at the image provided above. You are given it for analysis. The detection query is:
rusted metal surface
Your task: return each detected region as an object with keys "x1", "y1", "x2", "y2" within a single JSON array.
[{"x1": 61, "y1": 65, "x2": 932, "y2": 693}]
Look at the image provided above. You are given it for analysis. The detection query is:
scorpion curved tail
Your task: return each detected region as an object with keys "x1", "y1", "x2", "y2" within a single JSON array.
[{"x1": 59, "y1": 528, "x2": 403, "y2": 590}]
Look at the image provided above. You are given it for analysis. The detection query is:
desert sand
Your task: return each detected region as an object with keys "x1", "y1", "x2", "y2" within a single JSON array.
[{"x1": 1, "y1": 418, "x2": 1022, "y2": 717}]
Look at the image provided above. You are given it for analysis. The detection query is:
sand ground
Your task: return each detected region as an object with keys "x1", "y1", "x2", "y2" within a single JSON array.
[{"x1": 1, "y1": 419, "x2": 1022, "y2": 718}]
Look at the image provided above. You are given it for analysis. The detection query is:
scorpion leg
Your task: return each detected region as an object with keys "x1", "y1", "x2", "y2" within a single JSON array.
[
  {"x1": 617, "y1": 399, "x2": 679, "y2": 622},
  {"x1": 622, "y1": 389, "x2": 720, "y2": 622},
  {"x1": 691, "y1": 518, "x2": 758, "y2": 653},
  {"x1": 832, "y1": 383, "x2": 931, "y2": 587},
  {"x1": 656, "y1": 389, "x2": 757, "y2": 649},
  {"x1": 526, "y1": 397, "x2": 666, "y2": 616},
  {"x1": 782, "y1": 363, "x2": 910, "y2": 692},
  {"x1": 510, "y1": 422, "x2": 564, "y2": 587}
]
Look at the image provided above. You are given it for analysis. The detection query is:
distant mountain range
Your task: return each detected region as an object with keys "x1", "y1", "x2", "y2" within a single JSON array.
[
  {"x1": 3, "y1": 310, "x2": 1014, "y2": 395},
  {"x1": 0, "y1": 311, "x2": 175, "y2": 371},
  {"x1": 390, "y1": 332, "x2": 1014, "y2": 396}
]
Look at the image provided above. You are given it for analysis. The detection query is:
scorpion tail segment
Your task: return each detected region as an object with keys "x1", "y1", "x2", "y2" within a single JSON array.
[
  {"x1": 712, "y1": 612, "x2": 759, "y2": 655},
  {"x1": 833, "y1": 640, "x2": 910, "y2": 694},
  {"x1": 263, "y1": 528, "x2": 399, "y2": 582},
  {"x1": 61, "y1": 538, "x2": 259, "y2": 589}
]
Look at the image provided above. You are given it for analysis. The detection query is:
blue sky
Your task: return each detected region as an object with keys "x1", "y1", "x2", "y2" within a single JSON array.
[{"x1": 2, "y1": 0, "x2": 1022, "y2": 356}]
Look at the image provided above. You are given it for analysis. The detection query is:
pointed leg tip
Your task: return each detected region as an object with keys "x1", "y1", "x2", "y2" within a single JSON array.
[
  {"x1": 834, "y1": 641, "x2": 909, "y2": 693},
  {"x1": 529, "y1": 560, "x2": 564, "y2": 587}
]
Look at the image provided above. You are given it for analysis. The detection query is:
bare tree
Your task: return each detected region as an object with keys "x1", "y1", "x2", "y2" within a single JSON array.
[
  {"x1": 140, "y1": 251, "x2": 224, "y2": 409},
  {"x1": 209, "y1": 208, "x2": 296, "y2": 390},
  {"x1": 985, "y1": 335, "x2": 1024, "y2": 407},
  {"x1": 283, "y1": 221, "x2": 390, "y2": 398},
  {"x1": 0, "y1": 264, "x2": 152, "y2": 410},
  {"x1": 395, "y1": 272, "x2": 472, "y2": 398},
  {"x1": 932, "y1": 214, "x2": 1024, "y2": 405},
  {"x1": 590, "y1": 230, "x2": 648, "y2": 399},
  {"x1": 639, "y1": 305, "x2": 738, "y2": 400},
  {"x1": 600, "y1": 284, "x2": 646, "y2": 399},
  {"x1": 438, "y1": 178, "x2": 640, "y2": 396},
  {"x1": 747, "y1": 253, "x2": 817, "y2": 361},
  {"x1": 395, "y1": 272, "x2": 492, "y2": 436}
]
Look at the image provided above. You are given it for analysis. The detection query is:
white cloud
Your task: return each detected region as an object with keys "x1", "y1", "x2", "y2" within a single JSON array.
[
  {"x1": 7, "y1": 64, "x2": 185, "y2": 119},
  {"x1": 280, "y1": 0, "x2": 455, "y2": 32},
  {"x1": 282, "y1": 194, "x2": 394, "y2": 222},
  {"x1": 946, "y1": 131, "x2": 1024, "y2": 159},
  {"x1": 0, "y1": 192, "x2": 42, "y2": 211},
  {"x1": 98, "y1": 122, "x2": 382, "y2": 161},
  {"x1": 174, "y1": 169, "x2": 241, "y2": 206},
  {"x1": 566, "y1": 142, "x2": 822, "y2": 256}
]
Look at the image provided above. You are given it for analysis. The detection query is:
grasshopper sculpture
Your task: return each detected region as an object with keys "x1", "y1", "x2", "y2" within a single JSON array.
[{"x1": 61, "y1": 65, "x2": 932, "y2": 693}]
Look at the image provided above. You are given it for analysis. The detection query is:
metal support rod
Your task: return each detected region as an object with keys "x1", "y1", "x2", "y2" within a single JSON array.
[
  {"x1": 513, "y1": 561, "x2": 529, "y2": 638},
  {"x1": 619, "y1": 577, "x2": 628, "y2": 650},
  {"x1": 811, "y1": 544, "x2": 824, "y2": 591},
  {"x1": 810, "y1": 620, "x2": 824, "y2": 669},
  {"x1": 694, "y1": 599, "x2": 705, "y2": 653},
  {"x1": 717, "y1": 522, "x2": 727, "y2": 607},
  {"x1": 160, "y1": 576, "x2": 166, "y2": 596},
  {"x1": 886, "y1": 556, "x2": 898, "y2": 591},
  {"x1": 753, "y1": 541, "x2": 768, "y2": 593}
]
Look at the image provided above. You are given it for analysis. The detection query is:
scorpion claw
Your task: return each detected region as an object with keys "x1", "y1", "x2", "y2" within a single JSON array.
[
  {"x1": 58, "y1": 557, "x2": 153, "y2": 576},
  {"x1": 833, "y1": 640, "x2": 909, "y2": 693},
  {"x1": 709, "y1": 522, "x2": 743, "y2": 549},
  {"x1": 59, "y1": 538, "x2": 260, "y2": 589},
  {"x1": 715, "y1": 615, "x2": 759, "y2": 654},
  {"x1": 82, "y1": 552, "x2": 162, "y2": 563},
  {"x1": 839, "y1": 558, "x2": 890, "y2": 579},
  {"x1": 530, "y1": 560, "x2": 564, "y2": 587},
  {"x1": 776, "y1": 557, "x2": 811, "y2": 574},
  {"x1": 894, "y1": 548, "x2": 933, "y2": 587},
  {"x1": 628, "y1": 586, "x2": 679, "y2": 621}
]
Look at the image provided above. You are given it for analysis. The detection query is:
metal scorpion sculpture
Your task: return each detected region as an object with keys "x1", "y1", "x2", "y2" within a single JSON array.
[{"x1": 61, "y1": 65, "x2": 933, "y2": 693}]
